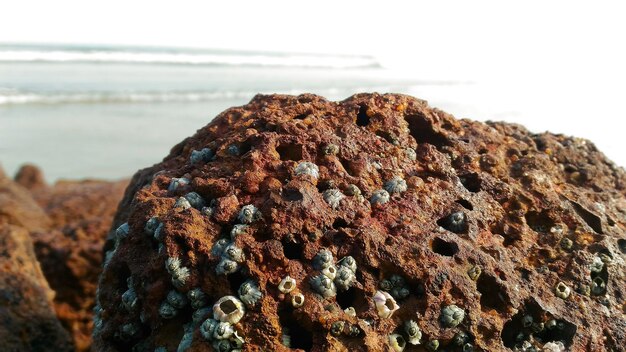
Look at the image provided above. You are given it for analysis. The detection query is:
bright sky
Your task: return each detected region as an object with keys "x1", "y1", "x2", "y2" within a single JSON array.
[{"x1": 2, "y1": 0, "x2": 626, "y2": 166}]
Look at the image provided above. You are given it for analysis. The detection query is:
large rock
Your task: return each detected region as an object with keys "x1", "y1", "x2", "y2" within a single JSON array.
[
  {"x1": 94, "y1": 93, "x2": 626, "y2": 351},
  {"x1": 29, "y1": 175, "x2": 128, "y2": 351},
  {"x1": 0, "y1": 176, "x2": 73, "y2": 351}
]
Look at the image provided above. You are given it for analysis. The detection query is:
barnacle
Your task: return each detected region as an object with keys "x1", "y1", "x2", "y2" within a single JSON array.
[
  {"x1": 213, "y1": 296, "x2": 245, "y2": 324},
  {"x1": 119, "y1": 322, "x2": 139, "y2": 340},
  {"x1": 168, "y1": 177, "x2": 190, "y2": 192},
  {"x1": 404, "y1": 320, "x2": 422, "y2": 345},
  {"x1": 373, "y1": 290, "x2": 399, "y2": 319},
  {"x1": 224, "y1": 243, "x2": 245, "y2": 263},
  {"x1": 338, "y1": 256, "x2": 357, "y2": 272},
  {"x1": 154, "y1": 223, "x2": 164, "y2": 241},
  {"x1": 193, "y1": 307, "x2": 211, "y2": 323},
  {"x1": 347, "y1": 324, "x2": 361, "y2": 337},
  {"x1": 174, "y1": 197, "x2": 192, "y2": 211},
  {"x1": 330, "y1": 321, "x2": 345, "y2": 336},
  {"x1": 591, "y1": 277, "x2": 606, "y2": 295},
  {"x1": 213, "y1": 339, "x2": 231, "y2": 352},
  {"x1": 322, "y1": 265, "x2": 337, "y2": 280},
  {"x1": 334, "y1": 265, "x2": 356, "y2": 291},
  {"x1": 200, "y1": 318, "x2": 220, "y2": 340},
  {"x1": 238, "y1": 204, "x2": 262, "y2": 224},
  {"x1": 188, "y1": 288, "x2": 208, "y2": 309},
  {"x1": 560, "y1": 237, "x2": 573, "y2": 250},
  {"x1": 323, "y1": 143, "x2": 340, "y2": 155},
  {"x1": 379, "y1": 279, "x2": 393, "y2": 291},
  {"x1": 452, "y1": 331, "x2": 469, "y2": 346},
  {"x1": 590, "y1": 256, "x2": 604, "y2": 273},
  {"x1": 310, "y1": 274, "x2": 337, "y2": 298},
  {"x1": 184, "y1": 192, "x2": 206, "y2": 209},
  {"x1": 294, "y1": 161, "x2": 319, "y2": 179},
  {"x1": 323, "y1": 189, "x2": 345, "y2": 209},
  {"x1": 555, "y1": 282, "x2": 571, "y2": 299},
  {"x1": 211, "y1": 238, "x2": 230, "y2": 257},
  {"x1": 165, "y1": 257, "x2": 190, "y2": 288},
  {"x1": 278, "y1": 276, "x2": 297, "y2": 293},
  {"x1": 230, "y1": 224, "x2": 249, "y2": 239},
  {"x1": 313, "y1": 249, "x2": 334, "y2": 270},
  {"x1": 405, "y1": 148, "x2": 417, "y2": 161},
  {"x1": 178, "y1": 326, "x2": 194, "y2": 352},
  {"x1": 115, "y1": 223, "x2": 130, "y2": 241},
  {"x1": 121, "y1": 287, "x2": 137, "y2": 311},
  {"x1": 521, "y1": 315, "x2": 533, "y2": 328},
  {"x1": 144, "y1": 217, "x2": 159, "y2": 236},
  {"x1": 345, "y1": 184, "x2": 361, "y2": 196},
  {"x1": 167, "y1": 290, "x2": 188, "y2": 309},
  {"x1": 388, "y1": 333, "x2": 407, "y2": 352},
  {"x1": 344, "y1": 307, "x2": 356, "y2": 317},
  {"x1": 384, "y1": 176, "x2": 408, "y2": 194},
  {"x1": 467, "y1": 265, "x2": 481, "y2": 281},
  {"x1": 213, "y1": 321, "x2": 235, "y2": 340},
  {"x1": 216, "y1": 258, "x2": 240, "y2": 275},
  {"x1": 462, "y1": 343, "x2": 474, "y2": 352},
  {"x1": 190, "y1": 147, "x2": 213, "y2": 163},
  {"x1": 426, "y1": 339, "x2": 440, "y2": 351},
  {"x1": 238, "y1": 280, "x2": 262, "y2": 307},
  {"x1": 441, "y1": 211, "x2": 468, "y2": 233},
  {"x1": 370, "y1": 189, "x2": 390, "y2": 205},
  {"x1": 159, "y1": 301, "x2": 178, "y2": 319},
  {"x1": 291, "y1": 292, "x2": 305, "y2": 308},
  {"x1": 440, "y1": 304, "x2": 465, "y2": 328}
]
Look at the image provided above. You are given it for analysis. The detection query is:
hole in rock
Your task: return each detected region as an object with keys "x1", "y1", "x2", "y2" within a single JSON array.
[
  {"x1": 356, "y1": 104, "x2": 370, "y2": 127},
  {"x1": 277, "y1": 143, "x2": 303, "y2": 161},
  {"x1": 477, "y1": 274, "x2": 509, "y2": 312},
  {"x1": 525, "y1": 210, "x2": 555, "y2": 233},
  {"x1": 283, "y1": 188, "x2": 303, "y2": 202},
  {"x1": 618, "y1": 239, "x2": 626, "y2": 254},
  {"x1": 227, "y1": 271, "x2": 247, "y2": 293},
  {"x1": 570, "y1": 200, "x2": 603, "y2": 234},
  {"x1": 431, "y1": 237, "x2": 459, "y2": 257},
  {"x1": 282, "y1": 240, "x2": 303, "y2": 260},
  {"x1": 404, "y1": 112, "x2": 450, "y2": 149},
  {"x1": 459, "y1": 173, "x2": 482, "y2": 193},
  {"x1": 279, "y1": 308, "x2": 313, "y2": 351},
  {"x1": 332, "y1": 218, "x2": 348, "y2": 230},
  {"x1": 456, "y1": 199, "x2": 474, "y2": 210}
]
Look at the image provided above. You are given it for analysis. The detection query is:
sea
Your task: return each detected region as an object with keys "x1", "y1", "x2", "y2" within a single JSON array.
[{"x1": 0, "y1": 44, "x2": 623, "y2": 181}]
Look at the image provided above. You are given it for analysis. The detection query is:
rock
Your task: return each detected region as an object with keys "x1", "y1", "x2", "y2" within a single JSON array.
[
  {"x1": 0, "y1": 172, "x2": 50, "y2": 232},
  {"x1": 15, "y1": 163, "x2": 47, "y2": 191},
  {"x1": 94, "y1": 93, "x2": 626, "y2": 351},
  {"x1": 31, "y1": 179, "x2": 128, "y2": 351}
]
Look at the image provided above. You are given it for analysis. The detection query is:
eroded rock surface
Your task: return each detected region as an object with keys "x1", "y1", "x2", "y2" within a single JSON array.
[{"x1": 94, "y1": 93, "x2": 626, "y2": 351}]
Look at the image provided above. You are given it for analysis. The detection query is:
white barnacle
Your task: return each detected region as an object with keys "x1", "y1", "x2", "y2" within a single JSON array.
[
  {"x1": 190, "y1": 148, "x2": 214, "y2": 164},
  {"x1": 388, "y1": 333, "x2": 407, "y2": 352},
  {"x1": 211, "y1": 238, "x2": 230, "y2": 258},
  {"x1": 167, "y1": 289, "x2": 189, "y2": 309},
  {"x1": 344, "y1": 307, "x2": 356, "y2": 317},
  {"x1": 334, "y1": 266, "x2": 356, "y2": 291},
  {"x1": 323, "y1": 189, "x2": 344, "y2": 209},
  {"x1": 224, "y1": 243, "x2": 245, "y2": 263},
  {"x1": 405, "y1": 148, "x2": 417, "y2": 161},
  {"x1": 238, "y1": 279, "x2": 262, "y2": 307},
  {"x1": 555, "y1": 282, "x2": 571, "y2": 299},
  {"x1": 322, "y1": 265, "x2": 337, "y2": 280},
  {"x1": 310, "y1": 274, "x2": 337, "y2": 298},
  {"x1": 184, "y1": 192, "x2": 206, "y2": 209},
  {"x1": 165, "y1": 257, "x2": 190, "y2": 288},
  {"x1": 115, "y1": 223, "x2": 130, "y2": 241},
  {"x1": 174, "y1": 197, "x2": 192, "y2": 211},
  {"x1": 373, "y1": 290, "x2": 399, "y2": 319},
  {"x1": 338, "y1": 256, "x2": 357, "y2": 273},
  {"x1": 200, "y1": 318, "x2": 219, "y2": 340},
  {"x1": 370, "y1": 189, "x2": 390, "y2": 205},
  {"x1": 213, "y1": 322, "x2": 235, "y2": 340},
  {"x1": 159, "y1": 301, "x2": 178, "y2": 319},
  {"x1": 590, "y1": 256, "x2": 604, "y2": 273},
  {"x1": 404, "y1": 320, "x2": 422, "y2": 345},
  {"x1": 313, "y1": 249, "x2": 333, "y2": 270},
  {"x1": 230, "y1": 224, "x2": 249, "y2": 239},
  {"x1": 291, "y1": 292, "x2": 305, "y2": 308},
  {"x1": 238, "y1": 204, "x2": 262, "y2": 224},
  {"x1": 384, "y1": 176, "x2": 408, "y2": 194},
  {"x1": 231, "y1": 331, "x2": 245, "y2": 349},
  {"x1": 168, "y1": 177, "x2": 190, "y2": 192},
  {"x1": 294, "y1": 161, "x2": 319, "y2": 179},
  {"x1": 278, "y1": 276, "x2": 297, "y2": 293},
  {"x1": 213, "y1": 296, "x2": 245, "y2": 324},
  {"x1": 440, "y1": 305, "x2": 465, "y2": 328},
  {"x1": 215, "y1": 258, "x2": 239, "y2": 275},
  {"x1": 144, "y1": 217, "x2": 159, "y2": 236}
]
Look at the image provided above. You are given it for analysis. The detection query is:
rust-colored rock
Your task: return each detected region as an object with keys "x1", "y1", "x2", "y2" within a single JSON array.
[
  {"x1": 0, "y1": 176, "x2": 73, "y2": 351},
  {"x1": 15, "y1": 163, "x2": 47, "y2": 191},
  {"x1": 31, "y1": 178, "x2": 128, "y2": 351},
  {"x1": 94, "y1": 94, "x2": 626, "y2": 351}
]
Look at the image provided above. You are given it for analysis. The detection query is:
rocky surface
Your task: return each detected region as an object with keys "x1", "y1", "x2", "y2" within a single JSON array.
[
  {"x1": 94, "y1": 93, "x2": 626, "y2": 352},
  {"x1": 0, "y1": 172, "x2": 74, "y2": 351},
  {"x1": 31, "y1": 176, "x2": 128, "y2": 351}
]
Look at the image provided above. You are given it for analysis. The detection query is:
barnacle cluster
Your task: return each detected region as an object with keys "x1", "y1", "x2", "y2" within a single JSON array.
[{"x1": 310, "y1": 249, "x2": 357, "y2": 298}]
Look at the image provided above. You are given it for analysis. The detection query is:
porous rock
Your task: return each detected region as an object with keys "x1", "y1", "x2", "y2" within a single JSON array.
[
  {"x1": 95, "y1": 93, "x2": 626, "y2": 351},
  {"x1": 15, "y1": 163, "x2": 47, "y2": 191}
]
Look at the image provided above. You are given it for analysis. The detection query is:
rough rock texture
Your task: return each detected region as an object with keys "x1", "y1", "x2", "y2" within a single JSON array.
[
  {"x1": 15, "y1": 163, "x2": 48, "y2": 191},
  {"x1": 0, "y1": 174, "x2": 73, "y2": 351},
  {"x1": 95, "y1": 93, "x2": 626, "y2": 352},
  {"x1": 27, "y1": 170, "x2": 128, "y2": 351}
]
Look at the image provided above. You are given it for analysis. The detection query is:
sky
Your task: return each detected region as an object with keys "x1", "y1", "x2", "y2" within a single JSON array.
[{"x1": 1, "y1": 0, "x2": 626, "y2": 166}]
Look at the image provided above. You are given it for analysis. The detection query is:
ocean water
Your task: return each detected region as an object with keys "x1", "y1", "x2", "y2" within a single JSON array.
[{"x1": 1, "y1": 44, "x2": 623, "y2": 181}]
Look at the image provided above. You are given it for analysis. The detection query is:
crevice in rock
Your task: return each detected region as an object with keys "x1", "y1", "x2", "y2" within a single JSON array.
[
  {"x1": 459, "y1": 172, "x2": 482, "y2": 193},
  {"x1": 569, "y1": 200, "x2": 603, "y2": 234},
  {"x1": 477, "y1": 274, "x2": 509, "y2": 313},
  {"x1": 404, "y1": 112, "x2": 450, "y2": 150},
  {"x1": 277, "y1": 143, "x2": 303, "y2": 161},
  {"x1": 431, "y1": 237, "x2": 459, "y2": 257},
  {"x1": 278, "y1": 308, "x2": 313, "y2": 351},
  {"x1": 356, "y1": 104, "x2": 370, "y2": 127}
]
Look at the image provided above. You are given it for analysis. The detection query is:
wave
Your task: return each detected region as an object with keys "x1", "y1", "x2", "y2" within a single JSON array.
[
  {"x1": 0, "y1": 87, "x2": 414, "y2": 105},
  {"x1": 0, "y1": 46, "x2": 381, "y2": 69}
]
